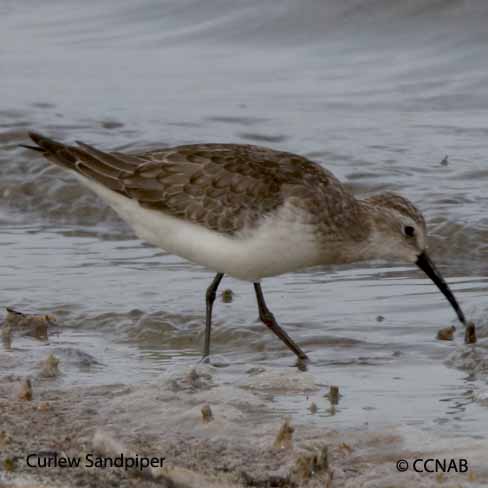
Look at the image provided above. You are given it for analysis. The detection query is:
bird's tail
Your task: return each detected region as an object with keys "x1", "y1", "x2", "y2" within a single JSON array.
[
  {"x1": 20, "y1": 132, "x2": 79, "y2": 170},
  {"x1": 20, "y1": 132, "x2": 142, "y2": 195}
]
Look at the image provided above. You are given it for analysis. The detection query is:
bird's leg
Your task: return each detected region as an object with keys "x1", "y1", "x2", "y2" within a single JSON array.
[
  {"x1": 202, "y1": 273, "x2": 224, "y2": 361},
  {"x1": 253, "y1": 282, "x2": 309, "y2": 362}
]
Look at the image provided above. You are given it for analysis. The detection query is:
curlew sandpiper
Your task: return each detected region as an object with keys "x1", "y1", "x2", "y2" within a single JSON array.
[{"x1": 22, "y1": 132, "x2": 468, "y2": 364}]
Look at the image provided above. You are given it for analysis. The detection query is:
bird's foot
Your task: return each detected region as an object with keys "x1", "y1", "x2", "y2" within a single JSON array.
[
  {"x1": 198, "y1": 354, "x2": 229, "y2": 368},
  {"x1": 199, "y1": 355, "x2": 210, "y2": 365},
  {"x1": 295, "y1": 354, "x2": 310, "y2": 372}
]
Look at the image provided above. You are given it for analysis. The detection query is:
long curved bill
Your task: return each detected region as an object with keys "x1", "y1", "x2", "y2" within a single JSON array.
[{"x1": 416, "y1": 251, "x2": 466, "y2": 325}]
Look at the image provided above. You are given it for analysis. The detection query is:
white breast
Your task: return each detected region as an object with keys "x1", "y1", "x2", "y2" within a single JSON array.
[{"x1": 74, "y1": 173, "x2": 324, "y2": 282}]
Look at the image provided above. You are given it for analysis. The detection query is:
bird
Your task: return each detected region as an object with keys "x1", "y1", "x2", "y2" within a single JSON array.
[{"x1": 21, "y1": 132, "x2": 468, "y2": 364}]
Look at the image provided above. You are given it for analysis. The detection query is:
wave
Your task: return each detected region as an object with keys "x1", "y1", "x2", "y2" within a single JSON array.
[{"x1": 2, "y1": 0, "x2": 488, "y2": 264}]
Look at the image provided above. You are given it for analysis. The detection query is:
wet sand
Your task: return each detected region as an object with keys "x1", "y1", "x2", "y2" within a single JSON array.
[{"x1": 2, "y1": 323, "x2": 488, "y2": 487}]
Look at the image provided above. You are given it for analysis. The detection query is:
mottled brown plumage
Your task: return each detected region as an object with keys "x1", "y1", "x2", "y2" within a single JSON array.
[
  {"x1": 26, "y1": 132, "x2": 364, "y2": 239},
  {"x1": 364, "y1": 192, "x2": 426, "y2": 232}
]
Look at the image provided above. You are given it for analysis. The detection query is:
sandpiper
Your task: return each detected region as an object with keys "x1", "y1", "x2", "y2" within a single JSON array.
[{"x1": 22, "y1": 132, "x2": 468, "y2": 363}]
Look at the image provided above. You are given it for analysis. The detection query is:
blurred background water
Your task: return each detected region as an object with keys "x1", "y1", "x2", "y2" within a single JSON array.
[{"x1": 1, "y1": 0, "x2": 488, "y2": 443}]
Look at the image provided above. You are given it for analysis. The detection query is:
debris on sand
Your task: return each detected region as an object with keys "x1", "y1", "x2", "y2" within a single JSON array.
[
  {"x1": 39, "y1": 353, "x2": 60, "y2": 378},
  {"x1": 465, "y1": 321, "x2": 477, "y2": 344},
  {"x1": 3, "y1": 457, "x2": 16, "y2": 472},
  {"x1": 326, "y1": 385, "x2": 340, "y2": 405},
  {"x1": 4, "y1": 307, "x2": 56, "y2": 340},
  {"x1": 338, "y1": 442, "x2": 353, "y2": 454},
  {"x1": 221, "y1": 289, "x2": 234, "y2": 303},
  {"x1": 437, "y1": 325, "x2": 455, "y2": 341},
  {"x1": 0, "y1": 431, "x2": 12, "y2": 447},
  {"x1": 292, "y1": 445, "x2": 329, "y2": 482},
  {"x1": 37, "y1": 402, "x2": 50, "y2": 412},
  {"x1": 201, "y1": 404, "x2": 214, "y2": 423},
  {"x1": 273, "y1": 418, "x2": 294, "y2": 450},
  {"x1": 17, "y1": 378, "x2": 33, "y2": 401}
]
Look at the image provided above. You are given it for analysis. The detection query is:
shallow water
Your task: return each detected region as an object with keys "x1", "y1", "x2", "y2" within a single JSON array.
[{"x1": 2, "y1": 0, "x2": 488, "y2": 470}]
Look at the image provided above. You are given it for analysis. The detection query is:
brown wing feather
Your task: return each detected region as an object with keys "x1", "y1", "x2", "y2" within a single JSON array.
[{"x1": 26, "y1": 132, "x2": 356, "y2": 237}]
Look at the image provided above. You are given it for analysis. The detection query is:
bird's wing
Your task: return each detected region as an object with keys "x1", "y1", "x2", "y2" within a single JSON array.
[{"x1": 25, "y1": 132, "x2": 353, "y2": 236}]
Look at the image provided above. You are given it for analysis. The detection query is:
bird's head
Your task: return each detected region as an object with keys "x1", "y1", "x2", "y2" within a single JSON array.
[
  {"x1": 362, "y1": 192, "x2": 466, "y2": 325},
  {"x1": 363, "y1": 192, "x2": 427, "y2": 263}
]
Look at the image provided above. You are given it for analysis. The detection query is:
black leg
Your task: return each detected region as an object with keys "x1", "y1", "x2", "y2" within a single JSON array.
[
  {"x1": 203, "y1": 273, "x2": 224, "y2": 360},
  {"x1": 253, "y1": 282, "x2": 309, "y2": 361}
]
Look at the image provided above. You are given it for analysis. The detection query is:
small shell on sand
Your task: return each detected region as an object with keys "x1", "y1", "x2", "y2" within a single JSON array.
[
  {"x1": 338, "y1": 442, "x2": 353, "y2": 454},
  {"x1": 465, "y1": 321, "x2": 477, "y2": 344},
  {"x1": 437, "y1": 325, "x2": 455, "y2": 341},
  {"x1": 0, "y1": 431, "x2": 12, "y2": 447},
  {"x1": 39, "y1": 353, "x2": 60, "y2": 378},
  {"x1": 326, "y1": 385, "x2": 340, "y2": 405},
  {"x1": 468, "y1": 471, "x2": 477, "y2": 482},
  {"x1": 37, "y1": 402, "x2": 50, "y2": 412},
  {"x1": 273, "y1": 418, "x2": 294, "y2": 450},
  {"x1": 221, "y1": 289, "x2": 234, "y2": 303},
  {"x1": 18, "y1": 378, "x2": 33, "y2": 401},
  {"x1": 201, "y1": 404, "x2": 214, "y2": 423}
]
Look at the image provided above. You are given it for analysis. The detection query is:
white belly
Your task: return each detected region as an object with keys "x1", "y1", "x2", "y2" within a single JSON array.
[{"x1": 75, "y1": 173, "x2": 323, "y2": 281}]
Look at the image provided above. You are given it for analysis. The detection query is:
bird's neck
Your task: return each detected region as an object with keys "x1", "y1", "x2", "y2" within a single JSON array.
[
  {"x1": 352, "y1": 200, "x2": 398, "y2": 262},
  {"x1": 315, "y1": 200, "x2": 378, "y2": 265}
]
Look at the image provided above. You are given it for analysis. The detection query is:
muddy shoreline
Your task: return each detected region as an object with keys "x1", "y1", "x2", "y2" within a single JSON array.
[{"x1": 1, "y1": 357, "x2": 487, "y2": 488}]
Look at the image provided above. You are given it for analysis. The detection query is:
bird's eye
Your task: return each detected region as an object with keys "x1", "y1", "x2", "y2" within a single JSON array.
[{"x1": 404, "y1": 225, "x2": 415, "y2": 238}]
